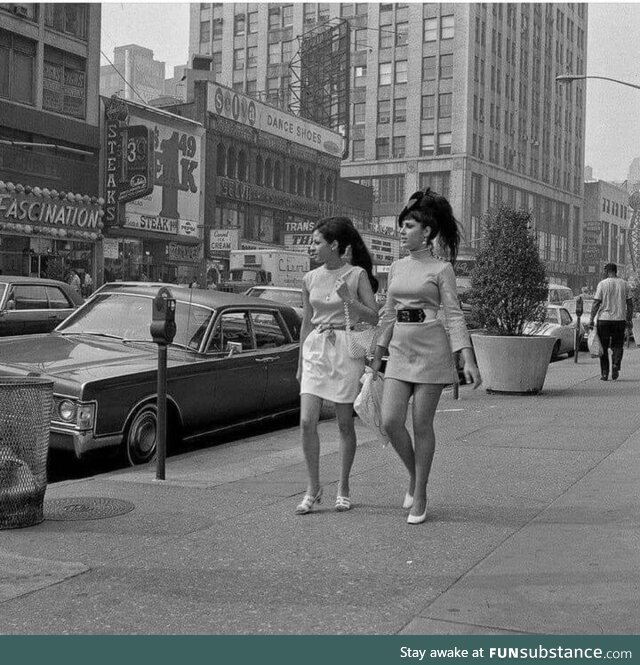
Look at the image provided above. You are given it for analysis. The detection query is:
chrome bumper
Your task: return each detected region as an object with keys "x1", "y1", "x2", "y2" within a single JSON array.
[{"x1": 50, "y1": 427, "x2": 121, "y2": 459}]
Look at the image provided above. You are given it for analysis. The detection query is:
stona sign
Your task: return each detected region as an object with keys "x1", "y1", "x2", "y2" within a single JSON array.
[{"x1": 208, "y1": 82, "x2": 344, "y2": 158}]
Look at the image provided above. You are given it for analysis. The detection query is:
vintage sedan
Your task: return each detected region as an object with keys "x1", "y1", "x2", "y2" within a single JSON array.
[
  {"x1": 0, "y1": 284, "x2": 301, "y2": 465},
  {"x1": 244, "y1": 285, "x2": 304, "y2": 319},
  {"x1": 0, "y1": 275, "x2": 83, "y2": 336},
  {"x1": 523, "y1": 304, "x2": 576, "y2": 358}
]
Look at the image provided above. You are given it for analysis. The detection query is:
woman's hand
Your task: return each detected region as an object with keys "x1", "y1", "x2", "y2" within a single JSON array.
[
  {"x1": 335, "y1": 279, "x2": 352, "y2": 303},
  {"x1": 460, "y1": 348, "x2": 482, "y2": 389},
  {"x1": 369, "y1": 357, "x2": 383, "y2": 380}
]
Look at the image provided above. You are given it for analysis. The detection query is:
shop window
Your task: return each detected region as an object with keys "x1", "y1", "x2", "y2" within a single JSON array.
[
  {"x1": 217, "y1": 143, "x2": 226, "y2": 176},
  {"x1": 274, "y1": 161, "x2": 282, "y2": 190},
  {"x1": 318, "y1": 174, "x2": 325, "y2": 200},
  {"x1": 227, "y1": 146, "x2": 237, "y2": 179},
  {"x1": 237, "y1": 150, "x2": 247, "y2": 181},
  {"x1": 289, "y1": 165, "x2": 296, "y2": 194},
  {"x1": 43, "y1": 46, "x2": 86, "y2": 118},
  {"x1": 297, "y1": 167, "x2": 305, "y2": 196},
  {"x1": 256, "y1": 155, "x2": 263, "y2": 186},
  {"x1": 264, "y1": 158, "x2": 273, "y2": 188},
  {"x1": 0, "y1": 30, "x2": 36, "y2": 105},
  {"x1": 305, "y1": 170, "x2": 313, "y2": 198},
  {"x1": 325, "y1": 176, "x2": 334, "y2": 202},
  {"x1": 44, "y1": 3, "x2": 88, "y2": 40}
]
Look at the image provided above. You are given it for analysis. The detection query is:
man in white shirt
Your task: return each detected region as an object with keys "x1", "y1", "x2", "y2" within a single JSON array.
[{"x1": 590, "y1": 263, "x2": 633, "y2": 381}]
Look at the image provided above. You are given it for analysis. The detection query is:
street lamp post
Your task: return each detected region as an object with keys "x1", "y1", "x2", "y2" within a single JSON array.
[{"x1": 555, "y1": 73, "x2": 640, "y2": 91}]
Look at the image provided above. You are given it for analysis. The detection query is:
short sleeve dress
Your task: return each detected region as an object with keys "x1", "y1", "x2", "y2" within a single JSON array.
[
  {"x1": 378, "y1": 249, "x2": 471, "y2": 385},
  {"x1": 300, "y1": 263, "x2": 367, "y2": 403}
]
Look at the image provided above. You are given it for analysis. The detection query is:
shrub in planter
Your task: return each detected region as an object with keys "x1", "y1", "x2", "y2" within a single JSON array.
[
  {"x1": 469, "y1": 205, "x2": 548, "y2": 335},
  {"x1": 468, "y1": 205, "x2": 553, "y2": 394}
]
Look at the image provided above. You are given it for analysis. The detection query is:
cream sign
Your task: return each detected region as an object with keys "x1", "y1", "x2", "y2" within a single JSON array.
[{"x1": 209, "y1": 83, "x2": 344, "y2": 157}]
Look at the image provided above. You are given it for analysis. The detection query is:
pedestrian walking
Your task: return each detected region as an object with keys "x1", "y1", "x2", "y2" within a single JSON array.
[
  {"x1": 589, "y1": 263, "x2": 633, "y2": 381},
  {"x1": 296, "y1": 217, "x2": 379, "y2": 514},
  {"x1": 65, "y1": 265, "x2": 81, "y2": 295},
  {"x1": 371, "y1": 188, "x2": 481, "y2": 525}
]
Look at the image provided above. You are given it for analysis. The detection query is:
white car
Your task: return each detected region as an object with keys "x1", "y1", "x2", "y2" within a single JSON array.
[
  {"x1": 524, "y1": 304, "x2": 576, "y2": 358},
  {"x1": 244, "y1": 286, "x2": 303, "y2": 319}
]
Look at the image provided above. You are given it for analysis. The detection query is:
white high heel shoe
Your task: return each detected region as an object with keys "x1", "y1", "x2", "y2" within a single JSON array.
[
  {"x1": 402, "y1": 493, "x2": 414, "y2": 509},
  {"x1": 407, "y1": 498, "x2": 428, "y2": 524}
]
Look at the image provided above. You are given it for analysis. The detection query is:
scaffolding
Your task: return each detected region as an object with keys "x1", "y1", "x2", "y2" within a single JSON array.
[{"x1": 288, "y1": 18, "x2": 350, "y2": 157}]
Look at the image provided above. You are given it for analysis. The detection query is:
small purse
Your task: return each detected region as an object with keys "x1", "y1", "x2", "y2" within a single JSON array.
[{"x1": 343, "y1": 300, "x2": 378, "y2": 359}]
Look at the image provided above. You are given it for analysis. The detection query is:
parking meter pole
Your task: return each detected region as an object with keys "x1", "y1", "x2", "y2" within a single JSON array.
[
  {"x1": 150, "y1": 287, "x2": 176, "y2": 481},
  {"x1": 156, "y1": 344, "x2": 168, "y2": 480}
]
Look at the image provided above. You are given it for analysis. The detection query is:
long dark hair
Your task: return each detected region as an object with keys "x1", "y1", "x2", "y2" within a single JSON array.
[
  {"x1": 314, "y1": 216, "x2": 378, "y2": 293},
  {"x1": 398, "y1": 188, "x2": 462, "y2": 263}
]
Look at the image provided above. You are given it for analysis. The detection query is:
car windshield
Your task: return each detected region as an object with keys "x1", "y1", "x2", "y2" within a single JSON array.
[
  {"x1": 249, "y1": 289, "x2": 302, "y2": 308},
  {"x1": 56, "y1": 293, "x2": 215, "y2": 349}
]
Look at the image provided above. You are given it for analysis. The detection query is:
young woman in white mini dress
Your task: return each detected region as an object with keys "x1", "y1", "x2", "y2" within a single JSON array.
[{"x1": 296, "y1": 217, "x2": 379, "y2": 515}]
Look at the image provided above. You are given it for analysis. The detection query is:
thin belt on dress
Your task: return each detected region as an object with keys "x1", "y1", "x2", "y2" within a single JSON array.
[
  {"x1": 315, "y1": 323, "x2": 352, "y2": 333},
  {"x1": 396, "y1": 308, "x2": 438, "y2": 323}
]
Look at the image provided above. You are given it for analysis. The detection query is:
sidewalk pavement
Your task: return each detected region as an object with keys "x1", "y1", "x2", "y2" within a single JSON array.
[{"x1": 1, "y1": 346, "x2": 640, "y2": 635}]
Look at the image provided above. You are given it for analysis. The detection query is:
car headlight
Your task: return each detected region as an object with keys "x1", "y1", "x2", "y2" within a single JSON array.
[{"x1": 58, "y1": 399, "x2": 76, "y2": 422}]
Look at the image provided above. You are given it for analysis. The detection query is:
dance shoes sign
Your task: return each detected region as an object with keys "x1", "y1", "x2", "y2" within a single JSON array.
[{"x1": 208, "y1": 82, "x2": 344, "y2": 158}]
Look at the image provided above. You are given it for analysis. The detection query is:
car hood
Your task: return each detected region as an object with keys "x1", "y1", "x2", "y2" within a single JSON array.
[{"x1": 0, "y1": 333, "x2": 190, "y2": 387}]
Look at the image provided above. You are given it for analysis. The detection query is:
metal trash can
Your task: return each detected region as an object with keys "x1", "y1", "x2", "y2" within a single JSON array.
[{"x1": 0, "y1": 377, "x2": 53, "y2": 529}]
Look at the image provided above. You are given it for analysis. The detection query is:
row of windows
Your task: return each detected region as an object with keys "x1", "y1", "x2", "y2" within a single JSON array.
[
  {"x1": 602, "y1": 198, "x2": 629, "y2": 220},
  {"x1": 215, "y1": 143, "x2": 336, "y2": 201},
  {"x1": 0, "y1": 4, "x2": 88, "y2": 40},
  {"x1": 0, "y1": 29, "x2": 86, "y2": 118},
  {"x1": 351, "y1": 132, "x2": 452, "y2": 161}
]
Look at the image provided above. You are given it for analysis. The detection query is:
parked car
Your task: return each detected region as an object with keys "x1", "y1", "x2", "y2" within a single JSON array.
[
  {"x1": 547, "y1": 283, "x2": 574, "y2": 305},
  {"x1": 0, "y1": 284, "x2": 301, "y2": 465},
  {"x1": 244, "y1": 286, "x2": 303, "y2": 319},
  {"x1": 562, "y1": 298, "x2": 595, "y2": 350},
  {"x1": 523, "y1": 304, "x2": 576, "y2": 358},
  {"x1": 0, "y1": 275, "x2": 83, "y2": 336}
]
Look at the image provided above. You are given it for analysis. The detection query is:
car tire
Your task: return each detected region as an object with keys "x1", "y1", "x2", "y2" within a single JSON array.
[
  {"x1": 124, "y1": 403, "x2": 158, "y2": 466},
  {"x1": 551, "y1": 340, "x2": 561, "y2": 359}
]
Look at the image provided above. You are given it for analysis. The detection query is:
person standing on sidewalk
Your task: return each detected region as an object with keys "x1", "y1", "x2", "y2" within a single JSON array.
[
  {"x1": 590, "y1": 263, "x2": 633, "y2": 381},
  {"x1": 371, "y1": 189, "x2": 481, "y2": 525},
  {"x1": 295, "y1": 217, "x2": 379, "y2": 515}
]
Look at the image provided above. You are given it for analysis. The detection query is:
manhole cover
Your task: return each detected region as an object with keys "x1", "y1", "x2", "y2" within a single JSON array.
[{"x1": 44, "y1": 497, "x2": 135, "y2": 521}]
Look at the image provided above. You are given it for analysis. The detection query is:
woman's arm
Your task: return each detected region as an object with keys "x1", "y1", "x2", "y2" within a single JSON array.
[
  {"x1": 336, "y1": 270, "x2": 379, "y2": 325},
  {"x1": 297, "y1": 283, "x2": 313, "y2": 382}
]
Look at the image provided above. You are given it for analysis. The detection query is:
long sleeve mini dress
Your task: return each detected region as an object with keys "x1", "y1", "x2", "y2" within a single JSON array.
[
  {"x1": 378, "y1": 249, "x2": 471, "y2": 385},
  {"x1": 300, "y1": 263, "x2": 367, "y2": 403}
]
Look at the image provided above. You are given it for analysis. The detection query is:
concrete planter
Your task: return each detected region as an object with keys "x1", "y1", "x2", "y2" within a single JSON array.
[{"x1": 471, "y1": 333, "x2": 556, "y2": 395}]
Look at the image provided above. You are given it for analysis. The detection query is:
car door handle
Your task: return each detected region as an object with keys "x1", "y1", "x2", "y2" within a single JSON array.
[{"x1": 255, "y1": 356, "x2": 279, "y2": 363}]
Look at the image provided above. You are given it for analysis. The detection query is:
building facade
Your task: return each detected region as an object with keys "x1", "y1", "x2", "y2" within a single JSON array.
[
  {"x1": 0, "y1": 2, "x2": 102, "y2": 282},
  {"x1": 100, "y1": 44, "x2": 166, "y2": 104},
  {"x1": 583, "y1": 180, "x2": 631, "y2": 290},
  {"x1": 165, "y1": 80, "x2": 348, "y2": 279},
  {"x1": 190, "y1": 2, "x2": 587, "y2": 290}
]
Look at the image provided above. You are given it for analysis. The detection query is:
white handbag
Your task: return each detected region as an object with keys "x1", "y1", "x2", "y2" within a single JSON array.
[{"x1": 343, "y1": 300, "x2": 378, "y2": 359}]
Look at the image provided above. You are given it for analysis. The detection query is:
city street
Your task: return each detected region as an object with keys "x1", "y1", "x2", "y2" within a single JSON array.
[{"x1": 1, "y1": 346, "x2": 639, "y2": 634}]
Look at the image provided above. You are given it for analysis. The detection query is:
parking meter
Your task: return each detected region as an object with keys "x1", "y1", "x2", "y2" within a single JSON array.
[
  {"x1": 150, "y1": 287, "x2": 176, "y2": 346},
  {"x1": 150, "y1": 287, "x2": 175, "y2": 480},
  {"x1": 574, "y1": 296, "x2": 583, "y2": 363}
]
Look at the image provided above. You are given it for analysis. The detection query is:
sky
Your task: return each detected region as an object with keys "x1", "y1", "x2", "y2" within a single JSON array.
[{"x1": 100, "y1": 1, "x2": 640, "y2": 184}]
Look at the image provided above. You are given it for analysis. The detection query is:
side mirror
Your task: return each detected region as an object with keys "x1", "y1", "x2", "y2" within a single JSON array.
[{"x1": 6, "y1": 299, "x2": 16, "y2": 311}]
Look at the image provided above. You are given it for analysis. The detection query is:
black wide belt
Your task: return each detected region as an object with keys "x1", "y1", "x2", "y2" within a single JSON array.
[{"x1": 397, "y1": 309, "x2": 428, "y2": 323}]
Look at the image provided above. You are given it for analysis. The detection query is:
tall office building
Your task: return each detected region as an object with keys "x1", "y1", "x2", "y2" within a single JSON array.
[
  {"x1": 100, "y1": 44, "x2": 166, "y2": 103},
  {"x1": 191, "y1": 3, "x2": 587, "y2": 288}
]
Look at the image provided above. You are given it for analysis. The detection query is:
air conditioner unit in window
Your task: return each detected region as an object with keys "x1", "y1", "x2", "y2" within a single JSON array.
[{"x1": 13, "y1": 4, "x2": 29, "y2": 16}]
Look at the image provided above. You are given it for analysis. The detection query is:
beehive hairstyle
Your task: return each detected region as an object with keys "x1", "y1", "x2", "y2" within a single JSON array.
[
  {"x1": 314, "y1": 216, "x2": 378, "y2": 293},
  {"x1": 398, "y1": 188, "x2": 462, "y2": 263}
]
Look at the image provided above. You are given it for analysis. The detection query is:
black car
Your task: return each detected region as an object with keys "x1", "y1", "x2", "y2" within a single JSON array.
[{"x1": 0, "y1": 275, "x2": 84, "y2": 336}]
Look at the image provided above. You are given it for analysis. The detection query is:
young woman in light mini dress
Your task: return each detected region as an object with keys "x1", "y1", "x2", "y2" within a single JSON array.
[
  {"x1": 371, "y1": 189, "x2": 482, "y2": 525},
  {"x1": 296, "y1": 217, "x2": 379, "y2": 515}
]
